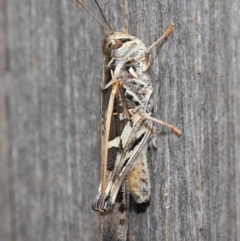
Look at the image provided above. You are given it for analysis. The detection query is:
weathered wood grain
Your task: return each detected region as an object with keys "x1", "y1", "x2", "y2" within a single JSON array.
[{"x1": 0, "y1": 0, "x2": 239, "y2": 240}]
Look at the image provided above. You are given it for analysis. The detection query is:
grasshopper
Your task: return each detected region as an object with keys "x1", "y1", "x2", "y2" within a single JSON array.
[{"x1": 75, "y1": 1, "x2": 181, "y2": 240}]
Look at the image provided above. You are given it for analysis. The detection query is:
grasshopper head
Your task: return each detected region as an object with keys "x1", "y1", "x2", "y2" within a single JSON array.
[{"x1": 102, "y1": 32, "x2": 139, "y2": 55}]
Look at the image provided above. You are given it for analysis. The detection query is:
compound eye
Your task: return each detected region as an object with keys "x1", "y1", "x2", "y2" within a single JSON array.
[{"x1": 108, "y1": 39, "x2": 123, "y2": 49}]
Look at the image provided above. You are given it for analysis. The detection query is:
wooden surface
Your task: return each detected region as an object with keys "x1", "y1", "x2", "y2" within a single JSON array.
[{"x1": 0, "y1": 0, "x2": 240, "y2": 240}]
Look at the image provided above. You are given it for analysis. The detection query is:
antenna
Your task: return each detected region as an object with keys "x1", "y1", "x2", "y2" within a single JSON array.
[
  {"x1": 75, "y1": 0, "x2": 114, "y2": 32},
  {"x1": 93, "y1": 0, "x2": 114, "y2": 31}
]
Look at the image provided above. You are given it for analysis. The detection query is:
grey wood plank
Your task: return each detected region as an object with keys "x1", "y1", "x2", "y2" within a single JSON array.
[
  {"x1": 0, "y1": 0, "x2": 239, "y2": 241},
  {"x1": 0, "y1": 0, "x2": 15, "y2": 240}
]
